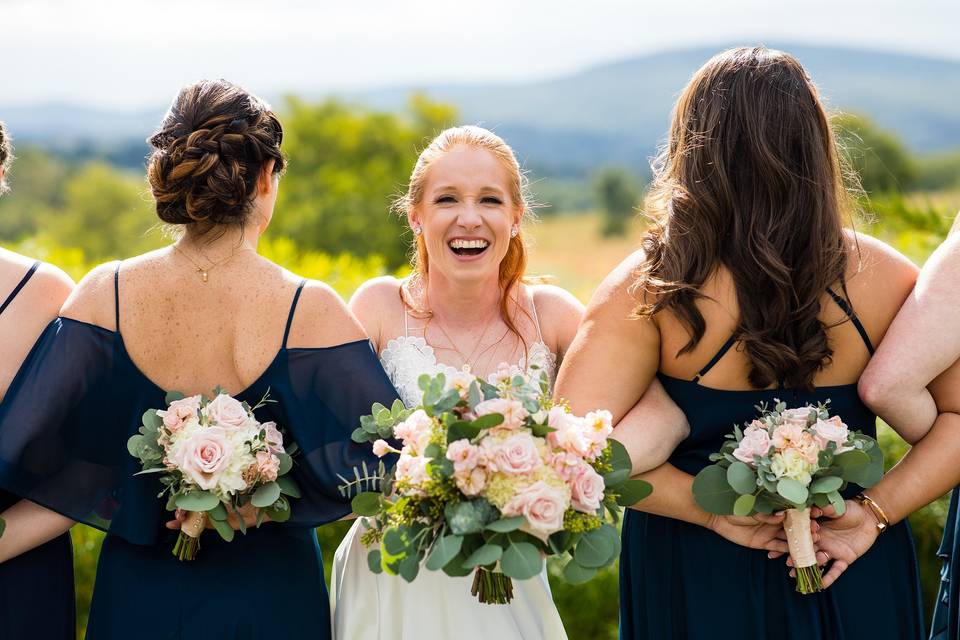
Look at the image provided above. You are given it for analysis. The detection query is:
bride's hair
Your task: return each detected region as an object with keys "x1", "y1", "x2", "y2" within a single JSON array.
[
  {"x1": 147, "y1": 80, "x2": 285, "y2": 230},
  {"x1": 394, "y1": 125, "x2": 534, "y2": 351},
  {"x1": 633, "y1": 46, "x2": 855, "y2": 391},
  {"x1": 0, "y1": 120, "x2": 12, "y2": 196}
]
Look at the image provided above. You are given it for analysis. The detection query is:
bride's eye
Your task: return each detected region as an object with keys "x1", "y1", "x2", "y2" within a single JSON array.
[
  {"x1": 434, "y1": 195, "x2": 456, "y2": 204},
  {"x1": 480, "y1": 196, "x2": 503, "y2": 205}
]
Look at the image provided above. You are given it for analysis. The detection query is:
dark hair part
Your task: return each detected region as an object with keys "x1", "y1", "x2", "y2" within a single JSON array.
[
  {"x1": 634, "y1": 47, "x2": 853, "y2": 391},
  {"x1": 0, "y1": 120, "x2": 13, "y2": 195},
  {"x1": 147, "y1": 80, "x2": 285, "y2": 227}
]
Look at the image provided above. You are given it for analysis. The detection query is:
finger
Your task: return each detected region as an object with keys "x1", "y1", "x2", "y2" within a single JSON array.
[
  {"x1": 810, "y1": 506, "x2": 823, "y2": 518},
  {"x1": 767, "y1": 551, "x2": 786, "y2": 559},
  {"x1": 818, "y1": 504, "x2": 840, "y2": 519},
  {"x1": 764, "y1": 539, "x2": 789, "y2": 554},
  {"x1": 165, "y1": 519, "x2": 182, "y2": 530},
  {"x1": 821, "y1": 559, "x2": 849, "y2": 588},
  {"x1": 786, "y1": 556, "x2": 794, "y2": 568},
  {"x1": 816, "y1": 551, "x2": 831, "y2": 567},
  {"x1": 753, "y1": 513, "x2": 785, "y2": 525},
  {"x1": 789, "y1": 568, "x2": 796, "y2": 578}
]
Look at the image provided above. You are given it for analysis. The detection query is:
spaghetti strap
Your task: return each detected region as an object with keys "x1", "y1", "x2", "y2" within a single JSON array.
[
  {"x1": 826, "y1": 288, "x2": 875, "y2": 355},
  {"x1": 0, "y1": 260, "x2": 40, "y2": 317},
  {"x1": 527, "y1": 287, "x2": 545, "y2": 343},
  {"x1": 282, "y1": 279, "x2": 307, "y2": 348},
  {"x1": 403, "y1": 307, "x2": 410, "y2": 337},
  {"x1": 114, "y1": 261, "x2": 122, "y2": 331},
  {"x1": 693, "y1": 334, "x2": 738, "y2": 383}
]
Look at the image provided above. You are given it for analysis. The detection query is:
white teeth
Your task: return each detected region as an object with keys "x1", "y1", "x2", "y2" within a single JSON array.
[{"x1": 449, "y1": 239, "x2": 490, "y2": 250}]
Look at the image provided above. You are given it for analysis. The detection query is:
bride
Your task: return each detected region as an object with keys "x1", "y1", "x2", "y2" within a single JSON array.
[{"x1": 330, "y1": 126, "x2": 684, "y2": 639}]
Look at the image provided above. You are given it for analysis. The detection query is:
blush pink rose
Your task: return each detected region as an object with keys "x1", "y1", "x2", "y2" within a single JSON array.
[
  {"x1": 446, "y1": 440, "x2": 481, "y2": 474},
  {"x1": 483, "y1": 432, "x2": 542, "y2": 475},
  {"x1": 256, "y1": 450, "x2": 280, "y2": 483},
  {"x1": 455, "y1": 467, "x2": 488, "y2": 497},
  {"x1": 262, "y1": 421, "x2": 284, "y2": 453},
  {"x1": 170, "y1": 425, "x2": 232, "y2": 490},
  {"x1": 812, "y1": 416, "x2": 851, "y2": 452},
  {"x1": 501, "y1": 481, "x2": 569, "y2": 537},
  {"x1": 475, "y1": 398, "x2": 529, "y2": 432},
  {"x1": 771, "y1": 422, "x2": 806, "y2": 450},
  {"x1": 550, "y1": 451, "x2": 583, "y2": 482},
  {"x1": 781, "y1": 407, "x2": 813, "y2": 428},
  {"x1": 205, "y1": 394, "x2": 250, "y2": 429},
  {"x1": 394, "y1": 409, "x2": 434, "y2": 454},
  {"x1": 160, "y1": 395, "x2": 201, "y2": 432},
  {"x1": 569, "y1": 463, "x2": 606, "y2": 514},
  {"x1": 547, "y1": 409, "x2": 591, "y2": 458},
  {"x1": 733, "y1": 425, "x2": 772, "y2": 464}
]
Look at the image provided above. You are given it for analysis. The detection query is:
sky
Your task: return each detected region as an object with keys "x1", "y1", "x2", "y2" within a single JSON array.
[{"x1": 3, "y1": 0, "x2": 959, "y2": 109}]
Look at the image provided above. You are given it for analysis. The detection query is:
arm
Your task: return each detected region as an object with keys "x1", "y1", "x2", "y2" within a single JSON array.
[
  {"x1": 555, "y1": 254, "x2": 785, "y2": 551},
  {"x1": 858, "y1": 233, "x2": 960, "y2": 442},
  {"x1": 0, "y1": 501, "x2": 74, "y2": 563}
]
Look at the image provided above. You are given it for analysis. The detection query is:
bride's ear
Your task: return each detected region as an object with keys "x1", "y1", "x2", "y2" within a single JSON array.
[{"x1": 408, "y1": 211, "x2": 422, "y2": 236}]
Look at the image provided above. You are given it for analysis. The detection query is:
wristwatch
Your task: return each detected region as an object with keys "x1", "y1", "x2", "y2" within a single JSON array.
[{"x1": 856, "y1": 493, "x2": 890, "y2": 534}]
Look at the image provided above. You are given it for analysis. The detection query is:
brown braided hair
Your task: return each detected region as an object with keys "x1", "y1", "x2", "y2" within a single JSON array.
[
  {"x1": 147, "y1": 80, "x2": 285, "y2": 228},
  {"x1": 0, "y1": 120, "x2": 13, "y2": 196},
  {"x1": 633, "y1": 47, "x2": 854, "y2": 391}
]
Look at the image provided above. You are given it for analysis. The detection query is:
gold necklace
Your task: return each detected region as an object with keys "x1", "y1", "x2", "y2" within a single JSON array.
[
  {"x1": 172, "y1": 243, "x2": 252, "y2": 283},
  {"x1": 430, "y1": 307, "x2": 500, "y2": 369}
]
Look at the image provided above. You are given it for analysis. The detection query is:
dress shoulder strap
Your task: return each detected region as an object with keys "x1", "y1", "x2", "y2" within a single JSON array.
[
  {"x1": 527, "y1": 286, "x2": 545, "y2": 343},
  {"x1": 282, "y1": 279, "x2": 307, "y2": 349},
  {"x1": 692, "y1": 334, "x2": 738, "y2": 384},
  {"x1": 826, "y1": 287, "x2": 875, "y2": 355},
  {"x1": 114, "y1": 261, "x2": 122, "y2": 331},
  {"x1": 0, "y1": 261, "x2": 41, "y2": 317}
]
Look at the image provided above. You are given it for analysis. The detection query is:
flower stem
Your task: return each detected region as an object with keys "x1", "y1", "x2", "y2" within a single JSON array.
[{"x1": 470, "y1": 567, "x2": 514, "y2": 604}]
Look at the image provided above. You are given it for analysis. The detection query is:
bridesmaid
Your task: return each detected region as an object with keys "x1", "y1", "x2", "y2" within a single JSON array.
[
  {"x1": 556, "y1": 47, "x2": 925, "y2": 639},
  {"x1": 829, "y1": 219, "x2": 960, "y2": 639},
  {"x1": 0, "y1": 81, "x2": 397, "y2": 639},
  {"x1": 330, "y1": 125, "x2": 687, "y2": 640},
  {"x1": 0, "y1": 120, "x2": 77, "y2": 640}
]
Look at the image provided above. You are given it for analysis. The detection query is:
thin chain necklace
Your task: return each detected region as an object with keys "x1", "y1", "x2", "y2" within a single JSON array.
[
  {"x1": 172, "y1": 243, "x2": 252, "y2": 283},
  {"x1": 430, "y1": 306, "x2": 500, "y2": 369}
]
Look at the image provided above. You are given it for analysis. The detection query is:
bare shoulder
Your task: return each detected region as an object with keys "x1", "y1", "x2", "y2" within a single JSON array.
[
  {"x1": 530, "y1": 284, "x2": 584, "y2": 355},
  {"x1": 60, "y1": 261, "x2": 121, "y2": 329},
  {"x1": 21, "y1": 262, "x2": 74, "y2": 316},
  {"x1": 843, "y1": 229, "x2": 918, "y2": 337},
  {"x1": 349, "y1": 276, "x2": 403, "y2": 318},
  {"x1": 587, "y1": 249, "x2": 647, "y2": 318},
  {"x1": 287, "y1": 279, "x2": 367, "y2": 348}
]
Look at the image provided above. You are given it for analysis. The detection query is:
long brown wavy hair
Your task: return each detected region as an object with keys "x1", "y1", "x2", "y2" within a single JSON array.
[{"x1": 634, "y1": 47, "x2": 856, "y2": 391}]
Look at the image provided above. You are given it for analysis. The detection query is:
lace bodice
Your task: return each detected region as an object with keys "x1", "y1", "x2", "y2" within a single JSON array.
[{"x1": 379, "y1": 335, "x2": 558, "y2": 408}]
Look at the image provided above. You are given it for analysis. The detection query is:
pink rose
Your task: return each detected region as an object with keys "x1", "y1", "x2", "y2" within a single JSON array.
[
  {"x1": 169, "y1": 425, "x2": 232, "y2": 490},
  {"x1": 733, "y1": 425, "x2": 772, "y2": 464},
  {"x1": 569, "y1": 463, "x2": 606, "y2": 514},
  {"x1": 483, "y1": 432, "x2": 542, "y2": 475},
  {"x1": 550, "y1": 451, "x2": 583, "y2": 482},
  {"x1": 781, "y1": 407, "x2": 813, "y2": 428},
  {"x1": 394, "y1": 409, "x2": 434, "y2": 454},
  {"x1": 812, "y1": 416, "x2": 851, "y2": 452},
  {"x1": 372, "y1": 439, "x2": 393, "y2": 457},
  {"x1": 475, "y1": 398, "x2": 529, "y2": 432},
  {"x1": 262, "y1": 421, "x2": 284, "y2": 453},
  {"x1": 455, "y1": 467, "x2": 488, "y2": 497},
  {"x1": 205, "y1": 394, "x2": 250, "y2": 429},
  {"x1": 546, "y1": 408, "x2": 591, "y2": 458},
  {"x1": 446, "y1": 440, "x2": 481, "y2": 474},
  {"x1": 159, "y1": 395, "x2": 201, "y2": 432},
  {"x1": 771, "y1": 422, "x2": 806, "y2": 450},
  {"x1": 501, "y1": 481, "x2": 569, "y2": 537},
  {"x1": 256, "y1": 450, "x2": 280, "y2": 483}
]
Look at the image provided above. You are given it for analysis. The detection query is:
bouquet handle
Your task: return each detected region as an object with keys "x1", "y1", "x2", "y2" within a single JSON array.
[
  {"x1": 173, "y1": 511, "x2": 205, "y2": 561},
  {"x1": 784, "y1": 507, "x2": 822, "y2": 594}
]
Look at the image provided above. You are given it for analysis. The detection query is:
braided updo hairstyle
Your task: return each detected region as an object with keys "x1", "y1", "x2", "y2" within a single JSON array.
[
  {"x1": 0, "y1": 120, "x2": 13, "y2": 196},
  {"x1": 147, "y1": 80, "x2": 285, "y2": 228}
]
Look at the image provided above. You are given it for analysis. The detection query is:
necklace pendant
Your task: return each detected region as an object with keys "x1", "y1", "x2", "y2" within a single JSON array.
[{"x1": 198, "y1": 267, "x2": 208, "y2": 283}]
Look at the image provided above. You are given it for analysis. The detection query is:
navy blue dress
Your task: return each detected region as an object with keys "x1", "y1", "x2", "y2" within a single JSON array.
[
  {"x1": 0, "y1": 269, "x2": 399, "y2": 640},
  {"x1": 0, "y1": 261, "x2": 75, "y2": 640},
  {"x1": 620, "y1": 291, "x2": 925, "y2": 639},
  {"x1": 931, "y1": 492, "x2": 958, "y2": 639}
]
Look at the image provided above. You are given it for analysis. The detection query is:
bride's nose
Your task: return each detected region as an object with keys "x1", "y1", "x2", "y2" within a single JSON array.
[{"x1": 455, "y1": 201, "x2": 483, "y2": 230}]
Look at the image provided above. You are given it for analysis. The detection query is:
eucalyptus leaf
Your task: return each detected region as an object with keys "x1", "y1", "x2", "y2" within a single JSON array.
[
  {"x1": 692, "y1": 465, "x2": 739, "y2": 514},
  {"x1": 276, "y1": 453, "x2": 293, "y2": 476},
  {"x1": 209, "y1": 502, "x2": 229, "y2": 522},
  {"x1": 776, "y1": 478, "x2": 809, "y2": 506},
  {"x1": 277, "y1": 475, "x2": 301, "y2": 499},
  {"x1": 468, "y1": 382, "x2": 482, "y2": 410},
  {"x1": 442, "y1": 551, "x2": 475, "y2": 577},
  {"x1": 426, "y1": 534, "x2": 463, "y2": 571},
  {"x1": 164, "y1": 391, "x2": 186, "y2": 405},
  {"x1": 733, "y1": 493, "x2": 756, "y2": 516},
  {"x1": 398, "y1": 554, "x2": 421, "y2": 582},
  {"x1": 212, "y1": 517, "x2": 234, "y2": 542},
  {"x1": 462, "y1": 544, "x2": 503, "y2": 569},
  {"x1": 809, "y1": 475, "x2": 843, "y2": 494},
  {"x1": 485, "y1": 516, "x2": 525, "y2": 533},
  {"x1": 471, "y1": 413, "x2": 505, "y2": 430},
  {"x1": 251, "y1": 481, "x2": 281, "y2": 508},
  {"x1": 614, "y1": 479, "x2": 653, "y2": 506},
  {"x1": 447, "y1": 421, "x2": 481, "y2": 443},
  {"x1": 501, "y1": 541, "x2": 543, "y2": 580},
  {"x1": 175, "y1": 491, "x2": 220, "y2": 512},
  {"x1": 367, "y1": 549, "x2": 384, "y2": 574},
  {"x1": 726, "y1": 461, "x2": 758, "y2": 495},
  {"x1": 574, "y1": 523, "x2": 620, "y2": 569},
  {"x1": 562, "y1": 560, "x2": 598, "y2": 585},
  {"x1": 828, "y1": 490, "x2": 846, "y2": 515},
  {"x1": 141, "y1": 409, "x2": 162, "y2": 430},
  {"x1": 352, "y1": 492, "x2": 381, "y2": 517}
]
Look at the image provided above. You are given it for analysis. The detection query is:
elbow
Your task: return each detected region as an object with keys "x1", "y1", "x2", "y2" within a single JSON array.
[{"x1": 857, "y1": 367, "x2": 903, "y2": 416}]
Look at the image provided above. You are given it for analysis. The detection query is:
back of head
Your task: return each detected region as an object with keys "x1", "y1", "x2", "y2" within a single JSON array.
[
  {"x1": 635, "y1": 47, "x2": 852, "y2": 390},
  {"x1": 147, "y1": 80, "x2": 285, "y2": 230},
  {"x1": 0, "y1": 120, "x2": 12, "y2": 196}
]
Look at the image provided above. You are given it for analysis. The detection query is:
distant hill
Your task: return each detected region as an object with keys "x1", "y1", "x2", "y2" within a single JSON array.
[{"x1": 3, "y1": 43, "x2": 959, "y2": 177}]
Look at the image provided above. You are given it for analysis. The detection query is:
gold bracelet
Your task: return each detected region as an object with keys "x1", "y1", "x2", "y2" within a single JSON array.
[{"x1": 856, "y1": 493, "x2": 890, "y2": 534}]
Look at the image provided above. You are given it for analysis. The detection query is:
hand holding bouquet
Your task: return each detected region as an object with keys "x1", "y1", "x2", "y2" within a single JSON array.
[
  {"x1": 127, "y1": 389, "x2": 301, "y2": 560},
  {"x1": 692, "y1": 400, "x2": 883, "y2": 593},
  {"x1": 344, "y1": 369, "x2": 652, "y2": 604}
]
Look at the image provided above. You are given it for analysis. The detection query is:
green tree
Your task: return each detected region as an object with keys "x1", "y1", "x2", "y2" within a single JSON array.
[
  {"x1": 274, "y1": 95, "x2": 456, "y2": 267},
  {"x1": 832, "y1": 113, "x2": 916, "y2": 195},
  {"x1": 0, "y1": 147, "x2": 69, "y2": 240},
  {"x1": 593, "y1": 168, "x2": 639, "y2": 237}
]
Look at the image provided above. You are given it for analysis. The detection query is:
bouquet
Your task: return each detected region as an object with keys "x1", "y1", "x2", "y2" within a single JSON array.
[
  {"x1": 127, "y1": 389, "x2": 300, "y2": 560},
  {"x1": 343, "y1": 369, "x2": 651, "y2": 604},
  {"x1": 692, "y1": 400, "x2": 884, "y2": 593}
]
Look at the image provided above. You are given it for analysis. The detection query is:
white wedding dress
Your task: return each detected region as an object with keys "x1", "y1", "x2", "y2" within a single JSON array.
[{"x1": 330, "y1": 307, "x2": 568, "y2": 640}]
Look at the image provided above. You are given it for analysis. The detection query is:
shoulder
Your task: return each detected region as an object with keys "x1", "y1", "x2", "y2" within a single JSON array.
[
  {"x1": 529, "y1": 284, "x2": 584, "y2": 354},
  {"x1": 349, "y1": 276, "x2": 403, "y2": 318},
  {"x1": 588, "y1": 249, "x2": 647, "y2": 315},
  {"x1": 60, "y1": 261, "x2": 121, "y2": 329},
  {"x1": 23, "y1": 262, "x2": 74, "y2": 314},
  {"x1": 843, "y1": 229, "x2": 918, "y2": 338},
  {"x1": 286, "y1": 279, "x2": 367, "y2": 348}
]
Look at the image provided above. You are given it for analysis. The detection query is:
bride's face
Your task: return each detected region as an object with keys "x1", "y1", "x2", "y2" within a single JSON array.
[{"x1": 412, "y1": 145, "x2": 520, "y2": 284}]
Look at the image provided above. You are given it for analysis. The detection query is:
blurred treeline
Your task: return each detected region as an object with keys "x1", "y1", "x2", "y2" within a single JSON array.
[{"x1": 0, "y1": 94, "x2": 958, "y2": 640}]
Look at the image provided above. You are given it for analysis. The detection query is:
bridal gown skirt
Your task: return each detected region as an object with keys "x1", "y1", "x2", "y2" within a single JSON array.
[{"x1": 331, "y1": 519, "x2": 568, "y2": 640}]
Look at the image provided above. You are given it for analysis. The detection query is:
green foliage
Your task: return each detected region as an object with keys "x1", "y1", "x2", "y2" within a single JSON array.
[
  {"x1": 833, "y1": 112, "x2": 917, "y2": 195},
  {"x1": 273, "y1": 94, "x2": 456, "y2": 267},
  {"x1": 914, "y1": 150, "x2": 960, "y2": 191},
  {"x1": 592, "y1": 168, "x2": 640, "y2": 237}
]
